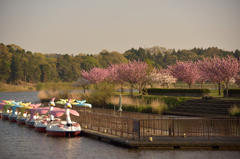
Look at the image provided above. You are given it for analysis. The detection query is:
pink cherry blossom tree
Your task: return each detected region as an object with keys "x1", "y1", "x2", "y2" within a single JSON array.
[
  {"x1": 118, "y1": 60, "x2": 150, "y2": 96},
  {"x1": 196, "y1": 67, "x2": 208, "y2": 88},
  {"x1": 107, "y1": 64, "x2": 126, "y2": 93},
  {"x1": 81, "y1": 67, "x2": 109, "y2": 84},
  {"x1": 168, "y1": 61, "x2": 200, "y2": 88},
  {"x1": 234, "y1": 75, "x2": 240, "y2": 87},
  {"x1": 217, "y1": 56, "x2": 239, "y2": 97},
  {"x1": 198, "y1": 56, "x2": 239, "y2": 97},
  {"x1": 198, "y1": 57, "x2": 223, "y2": 95}
]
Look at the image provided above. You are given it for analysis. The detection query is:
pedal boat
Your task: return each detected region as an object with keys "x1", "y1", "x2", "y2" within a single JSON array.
[
  {"x1": 8, "y1": 103, "x2": 23, "y2": 122},
  {"x1": 73, "y1": 100, "x2": 92, "y2": 108},
  {"x1": 17, "y1": 106, "x2": 33, "y2": 125},
  {"x1": 0, "y1": 100, "x2": 13, "y2": 118},
  {"x1": 46, "y1": 99, "x2": 81, "y2": 137},
  {"x1": 25, "y1": 107, "x2": 41, "y2": 128},
  {"x1": 34, "y1": 98, "x2": 61, "y2": 132},
  {"x1": 0, "y1": 103, "x2": 5, "y2": 118},
  {"x1": 2, "y1": 104, "x2": 14, "y2": 120}
]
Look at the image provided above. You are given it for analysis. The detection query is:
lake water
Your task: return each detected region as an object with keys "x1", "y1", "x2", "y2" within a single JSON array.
[{"x1": 0, "y1": 91, "x2": 240, "y2": 159}]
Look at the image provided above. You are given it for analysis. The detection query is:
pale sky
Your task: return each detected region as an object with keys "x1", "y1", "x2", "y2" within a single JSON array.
[{"x1": 0, "y1": 0, "x2": 239, "y2": 55}]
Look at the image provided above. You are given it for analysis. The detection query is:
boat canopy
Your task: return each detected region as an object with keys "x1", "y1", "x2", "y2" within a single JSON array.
[{"x1": 49, "y1": 109, "x2": 79, "y2": 117}]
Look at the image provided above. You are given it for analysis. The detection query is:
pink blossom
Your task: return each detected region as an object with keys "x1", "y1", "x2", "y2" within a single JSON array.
[
  {"x1": 197, "y1": 56, "x2": 239, "y2": 96},
  {"x1": 81, "y1": 67, "x2": 109, "y2": 84},
  {"x1": 168, "y1": 61, "x2": 200, "y2": 88}
]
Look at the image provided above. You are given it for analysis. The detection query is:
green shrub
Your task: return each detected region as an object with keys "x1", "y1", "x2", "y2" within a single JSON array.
[
  {"x1": 28, "y1": 87, "x2": 33, "y2": 90},
  {"x1": 223, "y1": 89, "x2": 240, "y2": 94},
  {"x1": 228, "y1": 105, "x2": 240, "y2": 117},
  {"x1": 35, "y1": 82, "x2": 44, "y2": 90},
  {"x1": 80, "y1": 81, "x2": 115, "y2": 108},
  {"x1": 146, "y1": 88, "x2": 210, "y2": 93}
]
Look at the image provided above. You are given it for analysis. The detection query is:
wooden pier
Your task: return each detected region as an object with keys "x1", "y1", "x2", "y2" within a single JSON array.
[
  {"x1": 82, "y1": 128, "x2": 240, "y2": 149},
  {"x1": 55, "y1": 105, "x2": 240, "y2": 149}
]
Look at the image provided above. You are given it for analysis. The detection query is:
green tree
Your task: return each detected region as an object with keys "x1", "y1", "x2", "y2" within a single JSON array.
[
  {"x1": 40, "y1": 64, "x2": 51, "y2": 83},
  {"x1": 10, "y1": 55, "x2": 24, "y2": 83},
  {"x1": 234, "y1": 49, "x2": 240, "y2": 60},
  {"x1": 0, "y1": 59, "x2": 11, "y2": 82}
]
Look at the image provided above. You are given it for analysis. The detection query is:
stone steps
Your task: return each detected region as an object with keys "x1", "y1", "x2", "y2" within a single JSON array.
[{"x1": 164, "y1": 99, "x2": 240, "y2": 117}]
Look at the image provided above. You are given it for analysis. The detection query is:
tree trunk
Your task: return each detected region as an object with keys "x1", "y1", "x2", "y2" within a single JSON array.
[
  {"x1": 189, "y1": 84, "x2": 191, "y2": 89},
  {"x1": 121, "y1": 83, "x2": 124, "y2": 94},
  {"x1": 226, "y1": 83, "x2": 229, "y2": 98},
  {"x1": 130, "y1": 84, "x2": 133, "y2": 97},
  {"x1": 218, "y1": 83, "x2": 221, "y2": 95}
]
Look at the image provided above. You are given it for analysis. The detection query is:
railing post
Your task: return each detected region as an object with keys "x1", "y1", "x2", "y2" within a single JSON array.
[
  {"x1": 127, "y1": 118, "x2": 129, "y2": 138},
  {"x1": 143, "y1": 120, "x2": 145, "y2": 141},
  {"x1": 161, "y1": 116, "x2": 162, "y2": 136},
  {"x1": 237, "y1": 118, "x2": 239, "y2": 138},
  {"x1": 137, "y1": 120, "x2": 140, "y2": 141},
  {"x1": 169, "y1": 118, "x2": 172, "y2": 136},
  {"x1": 153, "y1": 115, "x2": 155, "y2": 134},
  {"x1": 90, "y1": 113, "x2": 92, "y2": 130},
  {"x1": 110, "y1": 116, "x2": 112, "y2": 135},
  {"x1": 98, "y1": 114, "x2": 100, "y2": 131},
  {"x1": 115, "y1": 117, "x2": 117, "y2": 136},
  {"x1": 173, "y1": 119, "x2": 175, "y2": 141},
  {"x1": 121, "y1": 117, "x2": 123, "y2": 137},
  {"x1": 203, "y1": 119, "x2": 205, "y2": 138},
  {"x1": 239, "y1": 117, "x2": 240, "y2": 138},
  {"x1": 208, "y1": 119, "x2": 210, "y2": 142},
  {"x1": 178, "y1": 119, "x2": 179, "y2": 137},
  {"x1": 132, "y1": 119, "x2": 134, "y2": 140}
]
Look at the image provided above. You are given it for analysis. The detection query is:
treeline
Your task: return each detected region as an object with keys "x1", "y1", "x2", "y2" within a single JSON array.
[{"x1": 0, "y1": 43, "x2": 239, "y2": 84}]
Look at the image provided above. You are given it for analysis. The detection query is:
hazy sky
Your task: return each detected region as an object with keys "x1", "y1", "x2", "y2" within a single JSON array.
[{"x1": 0, "y1": 0, "x2": 239, "y2": 55}]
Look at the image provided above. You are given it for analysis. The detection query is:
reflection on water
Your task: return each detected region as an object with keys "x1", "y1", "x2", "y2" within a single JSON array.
[
  {"x1": 0, "y1": 91, "x2": 240, "y2": 159},
  {"x1": 1, "y1": 120, "x2": 240, "y2": 159}
]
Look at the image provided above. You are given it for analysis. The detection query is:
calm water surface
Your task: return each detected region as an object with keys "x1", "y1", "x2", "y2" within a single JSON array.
[{"x1": 0, "y1": 91, "x2": 240, "y2": 159}]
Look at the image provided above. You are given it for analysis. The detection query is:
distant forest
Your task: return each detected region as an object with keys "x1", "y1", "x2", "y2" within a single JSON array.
[{"x1": 0, "y1": 43, "x2": 239, "y2": 84}]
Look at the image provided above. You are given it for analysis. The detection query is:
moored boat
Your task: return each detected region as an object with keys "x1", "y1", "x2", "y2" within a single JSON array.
[
  {"x1": 2, "y1": 104, "x2": 14, "y2": 120},
  {"x1": 73, "y1": 100, "x2": 92, "y2": 108},
  {"x1": 34, "y1": 98, "x2": 61, "y2": 132},
  {"x1": 9, "y1": 104, "x2": 23, "y2": 122},
  {"x1": 25, "y1": 108, "x2": 40, "y2": 128},
  {"x1": 0, "y1": 103, "x2": 5, "y2": 118},
  {"x1": 17, "y1": 106, "x2": 33, "y2": 125},
  {"x1": 46, "y1": 99, "x2": 81, "y2": 137}
]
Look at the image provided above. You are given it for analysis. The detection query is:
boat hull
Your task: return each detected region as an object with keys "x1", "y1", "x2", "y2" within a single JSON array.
[
  {"x1": 25, "y1": 121, "x2": 35, "y2": 128},
  {"x1": 35, "y1": 126, "x2": 47, "y2": 132},
  {"x1": 17, "y1": 118, "x2": 26, "y2": 125},
  {"x1": 9, "y1": 116, "x2": 17, "y2": 122},
  {"x1": 47, "y1": 130, "x2": 81, "y2": 137},
  {"x1": 2, "y1": 114, "x2": 9, "y2": 120}
]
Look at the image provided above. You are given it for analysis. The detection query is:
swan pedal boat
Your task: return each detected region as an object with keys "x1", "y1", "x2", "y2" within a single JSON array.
[
  {"x1": 34, "y1": 98, "x2": 61, "y2": 132},
  {"x1": 46, "y1": 100, "x2": 81, "y2": 137},
  {"x1": 8, "y1": 103, "x2": 23, "y2": 122},
  {"x1": 1, "y1": 104, "x2": 14, "y2": 120},
  {"x1": 25, "y1": 104, "x2": 42, "y2": 128},
  {"x1": 34, "y1": 107, "x2": 61, "y2": 132},
  {"x1": 17, "y1": 106, "x2": 32, "y2": 125}
]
